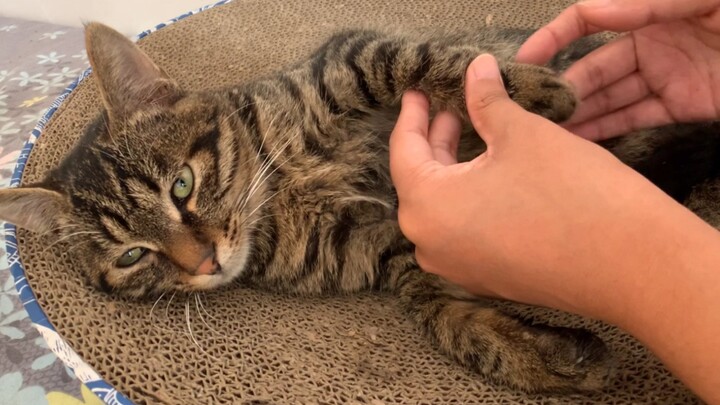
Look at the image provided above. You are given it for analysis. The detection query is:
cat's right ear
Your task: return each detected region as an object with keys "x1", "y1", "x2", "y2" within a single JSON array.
[
  {"x1": 84, "y1": 22, "x2": 183, "y2": 125},
  {"x1": 0, "y1": 188, "x2": 69, "y2": 234}
]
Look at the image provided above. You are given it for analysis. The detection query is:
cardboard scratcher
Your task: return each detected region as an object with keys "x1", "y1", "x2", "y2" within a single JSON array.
[{"x1": 7, "y1": 0, "x2": 700, "y2": 403}]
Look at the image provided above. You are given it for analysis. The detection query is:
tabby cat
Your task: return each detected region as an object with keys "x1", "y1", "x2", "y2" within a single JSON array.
[{"x1": 2, "y1": 23, "x2": 719, "y2": 394}]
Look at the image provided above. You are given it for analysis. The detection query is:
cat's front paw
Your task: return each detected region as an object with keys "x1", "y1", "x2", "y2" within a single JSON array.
[{"x1": 502, "y1": 63, "x2": 577, "y2": 123}]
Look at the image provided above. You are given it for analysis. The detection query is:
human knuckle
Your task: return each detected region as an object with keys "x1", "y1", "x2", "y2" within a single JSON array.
[
  {"x1": 586, "y1": 62, "x2": 606, "y2": 89},
  {"x1": 471, "y1": 90, "x2": 509, "y2": 112}
]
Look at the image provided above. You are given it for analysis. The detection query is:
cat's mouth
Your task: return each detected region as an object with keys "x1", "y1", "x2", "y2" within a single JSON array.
[
  {"x1": 176, "y1": 238, "x2": 252, "y2": 291},
  {"x1": 178, "y1": 272, "x2": 228, "y2": 291}
]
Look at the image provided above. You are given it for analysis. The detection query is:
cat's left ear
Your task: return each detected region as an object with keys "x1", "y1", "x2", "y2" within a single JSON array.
[
  {"x1": 85, "y1": 22, "x2": 183, "y2": 124},
  {"x1": 0, "y1": 188, "x2": 70, "y2": 234}
]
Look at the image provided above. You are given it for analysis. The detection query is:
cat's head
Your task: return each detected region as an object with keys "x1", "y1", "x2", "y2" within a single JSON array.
[{"x1": 0, "y1": 23, "x2": 269, "y2": 298}]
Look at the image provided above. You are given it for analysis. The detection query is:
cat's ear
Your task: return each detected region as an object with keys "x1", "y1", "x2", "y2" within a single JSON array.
[
  {"x1": 84, "y1": 22, "x2": 183, "y2": 124},
  {"x1": 0, "y1": 188, "x2": 69, "y2": 233}
]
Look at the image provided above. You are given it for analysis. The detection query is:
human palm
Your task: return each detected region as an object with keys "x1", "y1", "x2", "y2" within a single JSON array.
[{"x1": 517, "y1": 1, "x2": 720, "y2": 140}]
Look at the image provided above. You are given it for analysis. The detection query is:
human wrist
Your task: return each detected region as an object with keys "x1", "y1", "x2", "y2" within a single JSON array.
[
  {"x1": 600, "y1": 200, "x2": 720, "y2": 331},
  {"x1": 548, "y1": 178, "x2": 706, "y2": 326},
  {"x1": 600, "y1": 199, "x2": 720, "y2": 403}
]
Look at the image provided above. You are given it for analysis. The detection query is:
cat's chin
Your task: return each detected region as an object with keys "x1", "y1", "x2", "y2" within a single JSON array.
[{"x1": 180, "y1": 273, "x2": 234, "y2": 291}]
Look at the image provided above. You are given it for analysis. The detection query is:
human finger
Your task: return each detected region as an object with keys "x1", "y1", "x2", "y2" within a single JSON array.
[
  {"x1": 428, "y1": 111, "x2": 462, "y2": 166},
  {"x1": 566, "y1": 96, "x2": 674, "y2": 141},
  {"x1": 517, "y1": 0, "x2": 720, "y2": 66},
  {"x1": 573, "y1": 0, "x2": 720, "y2": 33},
  {"x1": 566, "y1": 72, "x2": 650, "y2": 125},
  {"x1": 515, "y1": 5, "x2": 604, "y2": 65},
  {"x1": 563, "y1": 34, "x2": 638, "y2": 99}
]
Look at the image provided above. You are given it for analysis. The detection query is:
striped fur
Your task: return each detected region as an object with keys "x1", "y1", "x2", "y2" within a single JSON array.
[{"x1": 4, "y1": 23, "x2": 720, "y2": 393}]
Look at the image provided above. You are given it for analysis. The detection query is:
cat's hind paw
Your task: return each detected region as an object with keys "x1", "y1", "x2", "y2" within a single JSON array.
[{"x1": 530, "y1": 325, "x2": 616, "y2": 392}]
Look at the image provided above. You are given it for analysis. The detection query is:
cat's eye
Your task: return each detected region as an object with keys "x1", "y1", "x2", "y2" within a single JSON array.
[
  {"x1": 172, "y1": 165, "x2": 194, "y2": 200},
  {"x1": 116, "y1": 247, "x2": 146, "y2": 268}
]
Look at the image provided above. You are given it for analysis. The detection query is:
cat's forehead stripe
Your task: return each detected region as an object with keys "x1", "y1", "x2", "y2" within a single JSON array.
[{"x1": 189, "y1": 126, "x2": 221, "y2": 159}]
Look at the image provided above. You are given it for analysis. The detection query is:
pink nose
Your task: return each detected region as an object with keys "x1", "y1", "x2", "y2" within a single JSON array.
[{"x1": 196, "y1": 254, "x2": 219, "y2": 276}]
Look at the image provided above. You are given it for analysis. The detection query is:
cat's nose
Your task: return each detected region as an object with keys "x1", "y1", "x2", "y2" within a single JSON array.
[
  {"x1": 196, "y1": 253, "x2": 219, "y2": 276},
  {"x1": 166, "y1": 231, "x2": 221, "y2": 276}
]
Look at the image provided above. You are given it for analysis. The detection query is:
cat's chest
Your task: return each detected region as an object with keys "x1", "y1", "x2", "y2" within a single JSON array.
[
  {"x1": 281, "y1": 154, "x2": 390, "y2": 198},
  {"x1": 273, "y1": 130, "x2": 395, "y2": 214},
  {"x1": 280, "y1": 123, "x2": 390, "y2": 186}
]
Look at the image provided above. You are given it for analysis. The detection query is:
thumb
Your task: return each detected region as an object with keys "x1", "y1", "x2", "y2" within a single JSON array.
[
  {"x1": 389, "y1": 91, "x2": 436, "y2": 197},
  {"x1": 465, "y1": 54, "x2": 527, "y2": 147}
]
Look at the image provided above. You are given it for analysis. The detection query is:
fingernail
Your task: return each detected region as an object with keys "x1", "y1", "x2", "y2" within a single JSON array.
[
  {"x1": 578, "y1": 0, "x2": 610, "y2": 8},
  {"x1": 470, "y1": 54, "x2": 501, "y2": 81}
]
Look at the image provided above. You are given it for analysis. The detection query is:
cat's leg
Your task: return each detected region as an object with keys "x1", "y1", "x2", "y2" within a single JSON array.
[
  {"x1": 304, "y1": 29, "x2": 577, "y2": 123},
  {"x1": 686, "y1": 178, "x2": 720, "y2": 228},
  {"x1": 375, "y1": 235, "x2": 616, "y2": 393},
  {"x1": 255, "y1": 208, "x2": 615, "y2": 392}
]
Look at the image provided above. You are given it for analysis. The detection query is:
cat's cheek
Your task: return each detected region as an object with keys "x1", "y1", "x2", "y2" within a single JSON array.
[{"x1": 215, "y1": 236, "x2": 253, "y2": 281}]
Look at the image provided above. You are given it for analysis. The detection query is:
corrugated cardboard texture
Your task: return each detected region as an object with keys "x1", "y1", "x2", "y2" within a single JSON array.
[{"x1": 18, "y1": 0, "x2": 698, "y2": 403}]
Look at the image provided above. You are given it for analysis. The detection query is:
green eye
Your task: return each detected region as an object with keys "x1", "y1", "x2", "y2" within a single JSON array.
[
  {"x1": 116, "y1": 247, "x2": 146, "y2": 267},
  {"x1": 172, "y1": 165, "x2": 194, "y2": 200}
]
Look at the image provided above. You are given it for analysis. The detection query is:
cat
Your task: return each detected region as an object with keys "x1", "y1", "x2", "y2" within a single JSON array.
[{"x1": 1, "y1": 22, "x2": 719, "y2": 394}]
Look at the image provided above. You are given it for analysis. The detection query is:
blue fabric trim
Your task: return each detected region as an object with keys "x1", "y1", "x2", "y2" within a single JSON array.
[{"x1": 4, "y1": 1, "x2": 234, "y2": 404}]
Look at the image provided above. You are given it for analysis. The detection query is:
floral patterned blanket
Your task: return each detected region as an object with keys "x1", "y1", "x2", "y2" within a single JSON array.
[{"x1": 0, "y1": 16, "x2": 102, "y2": 405}]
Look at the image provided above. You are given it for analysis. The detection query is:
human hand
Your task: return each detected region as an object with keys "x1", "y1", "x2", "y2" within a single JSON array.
[
  {"x1": 516, "y1": 0, "x2": 720, "y2": 141},
  {"x1": 390, "y1": 54, "x2": 687, "y2": 320}
]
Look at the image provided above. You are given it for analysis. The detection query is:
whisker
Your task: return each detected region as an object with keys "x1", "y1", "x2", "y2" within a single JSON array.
[
  {"x1": 97, "y1": 149, "x2": 115, "y2": 160},
  {"x1": 240, "y1": 191, "x2": 280, "y2": 228},
  {"x1": 240, "y1": 147, "x2": 301, "y2": 215},
  {"x1": 164, "y1": 291, "x2": 177, "y2": 320},
  {"x1": 185, "y1": 299, "x2": 202, "y2": 349},
  {"x1": 0, "y1": 218, "x2": 70, "y2": 238},
  {"x1": 123, "y1": 134, "x2": 132, "y2": 161},
  {"x1": 43, "y1": 231, "x2": 102, "y2": 252},
  {"x1": 238, "y1": 136, "x2": 297, "y2": 214},
  {"x1": 147, "y1": 292, "x2": 179, "y2": 334},
  {"x1": 254, "y1": 113, "x2": 279, "y2": 166},
  {"x1": 235, "y1": 111, "x2": 279, "y2": 209},
  {"x1": 233, "y1": 143, "x2": 301, "y2": 245},
  {"x1": 254, "y1": 132, "x2": 294, "y2": 183},
  {"x1": 42, "y1": 223, "x2": 80, "y2": 233},
  {"x1": 32, "y1": 223, "x2": 81, "y2": 239},
  {"x1": 194, "y1": 293, "x2": 222, "y2": 336},
  {"x1": 244, "y1": 213, "x2": 277, "y2": 230},
  {"x1": 237, "y1": 114, "x2": 288, "y2": 210},
  {"x1": 103, "y1": 117, "x2": 131, "y2": 161},
  {"x1": 198, "y1": 293, "x2": 218, "y2": 321},
  {"x1": 220, "y1": 100, "x2": 257, "y2": 127},
  {"x1": 149, "y1": 291, "x2": 167, "y2": 319}
]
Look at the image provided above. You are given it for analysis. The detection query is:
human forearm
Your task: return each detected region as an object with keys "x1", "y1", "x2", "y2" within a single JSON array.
[
  {"x1": 606, "y1": 202, "x2": 720, "y2": 404},
  {"x1": 545, "y1": 185, "x2": 720, "y2": 403}
]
